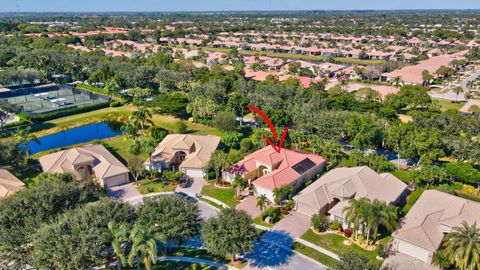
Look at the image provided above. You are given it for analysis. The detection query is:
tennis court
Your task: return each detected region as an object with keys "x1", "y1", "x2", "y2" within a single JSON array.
[{"x1": 0, "y1": 84, "x2": 110, "y2": 116}]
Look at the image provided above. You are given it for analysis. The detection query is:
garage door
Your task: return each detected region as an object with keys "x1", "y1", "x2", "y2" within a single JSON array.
[
  {"x1": 296, "y1": 202, "x2": 318, "y2": 217},
  {"x1": 397, "y1": 241, "x2": 430, "y2": 262},
  {"x1": 184, "y1": 168, "x2": 204, "y2": 178},
  {"x1": 103, "y1": 173, "x2": 129, "y2": 188}
]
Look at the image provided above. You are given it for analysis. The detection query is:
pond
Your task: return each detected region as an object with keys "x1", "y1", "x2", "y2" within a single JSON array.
[{"x1": 28, "y1": 122, "x2": 123, "y2": 155}]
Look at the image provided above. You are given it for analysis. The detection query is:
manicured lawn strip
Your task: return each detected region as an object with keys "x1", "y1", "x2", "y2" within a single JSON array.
[
  {"x1": 301, "y1": 229, "x2": 378, "y2": 261},
  {"x1": 198, "y1": 198, "x2": 224, "y2": 209},
  {"x1": 201, "y1": 184, "x2": 238, "y2": 207},
  {"x1": 292, "y1": 242, "x2": 339, "y2": 269},
  {"x1": 433, "y1": 98, "x2": 465, "y2": 112},
  {"x1": 137, "y1": 179, "x2": 177, "y2": 195},
  {"x1": 125, "y1": 261, "x2": 219, "y2": 270},
  {"x1": 253, "y1": 215, "x2": 273, "y2": 228},
  {"x1": 171, "y1": 248, "x2": 246, "y2": 268},
  {"x1": 332, "y1": 57, "x2": 385, "y2": 65}
]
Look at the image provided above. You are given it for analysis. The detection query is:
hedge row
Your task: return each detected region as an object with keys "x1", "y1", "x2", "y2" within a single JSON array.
[{"x1": 30, "y1": 102, "x2": 111, "y2": 122}]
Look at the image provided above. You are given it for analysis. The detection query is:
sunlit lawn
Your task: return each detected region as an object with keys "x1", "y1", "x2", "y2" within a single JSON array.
[
  {"x1": 200, "y1": 183, "x2": 238, "y2": 207},
  {"x1": 136, "y1": 178, "x2": 177, "y2": 195},
  {"x1": 292, "y1": 242, "x2": 339, "y2": 268}
]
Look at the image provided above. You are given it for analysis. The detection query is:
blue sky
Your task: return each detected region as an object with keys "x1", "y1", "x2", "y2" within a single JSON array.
[{"x1": 1, "y1": 0, "x2": 480, "y2": 12}]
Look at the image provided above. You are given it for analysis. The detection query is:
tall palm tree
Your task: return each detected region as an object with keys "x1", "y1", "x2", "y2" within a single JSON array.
[
  {"x1": 108, "y1": 221, "x2": 130, "y2": 270},
  {"x1": 443, "y1": 221, "x2": 480, "y2": 270},
  {"x1": 209, "y1": 150, "x2": 228, "y2": 183},
  {"x1": 128, "y1": 222, "x2": 158, "y2": 270},
  {"x1": 16, "y1": 126, "x2": 39, "y2": 160},
  {"x1": 256, "y1": 194, "x2": 269, "y2": 211},
  {"x1": 371, "y1": 200, "x2": 399, "y2": 243},
  {"x1": 343, "y1": 198, "x2": 369, "y2": 241},
  {"x1": 122, "y1": 119, "x2": 140, "y2": 139},
  {"x1": 130, "y1": 108, "x2": 154, "y2": 130}
]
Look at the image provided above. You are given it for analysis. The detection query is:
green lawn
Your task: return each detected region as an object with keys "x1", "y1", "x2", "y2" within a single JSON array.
[
  {"x1": 199, "y1": 198, "x2": 224, "y2": 209},
  {"x1": 332, "y1": 57, "x2": 385, "y2": 65},
  {"x1": 125, "y1": 261, "x2": 218, "y2": 270},
  {"x1": 292, "y1": 242, "x2": 339, "y2": 269},
  {"x1": 433, "y1": 98, "x2": 465, "y2": 112},
  {"x1": 301, "y1": 230, "x2": 379, "y2": 261},
  {"x1": 201, "y1": 183, "x2": 238, "y2": 207},
  {"x1": 253, "y1": 214, "x2": 274, "y2": 228},
  {"x1": 171, "y1": 248, "x2": 247, "y2": 268},
  {"x1": 136, "y1": 179, "x2": 178, "y2": 195}
]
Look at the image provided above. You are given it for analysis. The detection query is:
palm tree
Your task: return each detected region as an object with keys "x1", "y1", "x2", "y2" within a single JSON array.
[
  {"x1": 108, "y1": 221, "x2": 130, "y2": 270},
  {"x1": 16, "y1": 126, "x2": 39, "y2": 160},
  {"x1": 453, "y1": 86, "x2": 464, "y2": 102},
  {"x1": 130, "y1": 108, "x2": 154, "y2": 130},
  {"x1": 128, "y1": 222, "x2": 158, "y2": 270},
  {"x1": 256, "y1": 194, "x2": 269, "y2": 211},
  {"x1": 122, "y1": 119, "x2": 140, "y2": 139},
  {"x1": 322, "y1": 141, "x2": 342, "y2": 166},
  {"x1": 343, "y1": 198, "x2": 368, "y2": 240},
  {"x1": 209, "y1": 151, "x2": 228, "y2": 183},
  {"x1": 371, "y1": 200, "x2": 399, "y2": 243},
  {"x1": 232, "y1": 176, "x2": 248, "y2": 197},
  {"x1": 443, "y1": 221, "x2": 480, "y2": 270}
]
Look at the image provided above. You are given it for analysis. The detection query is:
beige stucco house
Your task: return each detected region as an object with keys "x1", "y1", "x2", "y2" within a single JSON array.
[
  {"x1": 293, "y1": 166, "x2": 409, "y2": 226},
  {"x1": 392, "y1": 190, "x2": 480, "y2": 264},
  {"x1": 0, "y1": 168, "x2": 25, "y2": 198},
  {"x1": 146, "y1": 134, "x2": 221, "y2": 178},
  {"x1": 38, "y1": 144, "x2": 129, "y2": 188}
]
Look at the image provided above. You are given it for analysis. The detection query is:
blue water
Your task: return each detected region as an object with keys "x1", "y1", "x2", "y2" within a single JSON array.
[{"x1": 29, "y1": 122, "x2": 123, "y2": 154}]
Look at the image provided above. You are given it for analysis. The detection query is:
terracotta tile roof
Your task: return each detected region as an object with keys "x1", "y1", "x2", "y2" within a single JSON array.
[{"x1": 228, "y1": 147, "x2": 326, "y2": 191}]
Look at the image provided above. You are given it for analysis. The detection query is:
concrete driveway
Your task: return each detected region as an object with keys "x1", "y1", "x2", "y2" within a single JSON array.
[
  {"x1": 272, "y1": 211, "x2": 311, "y2": 238},
  {"x1": 383, "y1": 253, "x2": 440, "y2": 270},
  {"x1": 245, "y1": 231, "x2": 327, "y2": 270},
  {"x1": 107, "y1": 183, "x2": 141, "y2": 202},
  {"x1": 175, "y1": 177, "x2": 205, "y2": 195},
  {"x1": 236, "y1": 196, "x2": 270, "y2": 218}
]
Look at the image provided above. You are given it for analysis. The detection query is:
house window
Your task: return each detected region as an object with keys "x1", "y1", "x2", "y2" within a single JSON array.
[{"x1": 263, "y1": 168, "x2": 270, "y2": 175}]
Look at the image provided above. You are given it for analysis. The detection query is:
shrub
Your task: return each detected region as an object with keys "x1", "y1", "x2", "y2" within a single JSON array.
[
  {"x1": 343, "y1": 228, "x2": 352, "y2": 237},
  {"x1": 240, "y1": 138, "x2": 253, "y2": 152},
  {"x1": 109, "y1": 101, "x2": 122, "y2": 107},
  {"x1": 432, "y1": 250, "x2": 453, "y2": 269},
  {"x1": 30, "y1": 102, "x2": 110, "y2": 122},
  {"x1": 375, "y1": 242, "x2": 389, "y2": 259},
  {"x1": 311, "y1": 214, "x2": 329, "y2": 232},
  {"x1": 304, "y1": 179, "x2": 313, "y2": 187},
  {"x1": 329, "y1": 220, "x2": 341, "y2": 231},
  {"x1": 261, "y1": 207, "x2": 281, "y2": 224},
  {"x1": 174, "y1": 121, "x2": 188, "y2": 134},
  {"x1": 444, "y1": 162, "x2": 480, "y2": 184},
  {"x1": 150, "y1": 127, "x2": 168, "y2": 142}
]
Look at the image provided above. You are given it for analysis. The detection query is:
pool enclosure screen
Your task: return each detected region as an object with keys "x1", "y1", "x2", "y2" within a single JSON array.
[{"x1": 0, "y1": 84, "x2": 110, "y2": 116}]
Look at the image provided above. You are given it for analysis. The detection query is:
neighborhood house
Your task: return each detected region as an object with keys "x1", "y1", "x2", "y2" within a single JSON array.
[
  {"x1": 392, "y1": 190, "x2": 480, "y2": 264},
  {"x1": 38, "y1": 144, "x2": 130, "y2": 188},
  {"x1": 0, "y1": 168, "x2": 25, "y2": 198},
  {"x1": 146, "y1": 134, "x2": 221, "y2": 178},
  {"x1": 224, "y1": 147, "x2": 326, "y2": 201},
  {"x1": 293, "y1": 166, "x2": 409, "y2": 226}
]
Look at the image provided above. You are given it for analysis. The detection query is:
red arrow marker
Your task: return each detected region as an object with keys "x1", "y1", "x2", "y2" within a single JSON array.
[{"x1": 247, "y1": 105, "x2": 289, "y2": 153}]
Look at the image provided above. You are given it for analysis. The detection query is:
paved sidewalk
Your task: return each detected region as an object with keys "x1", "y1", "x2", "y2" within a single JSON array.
[{"x1": 159, "y1": 256, "x2": 237, "y2": 270}]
